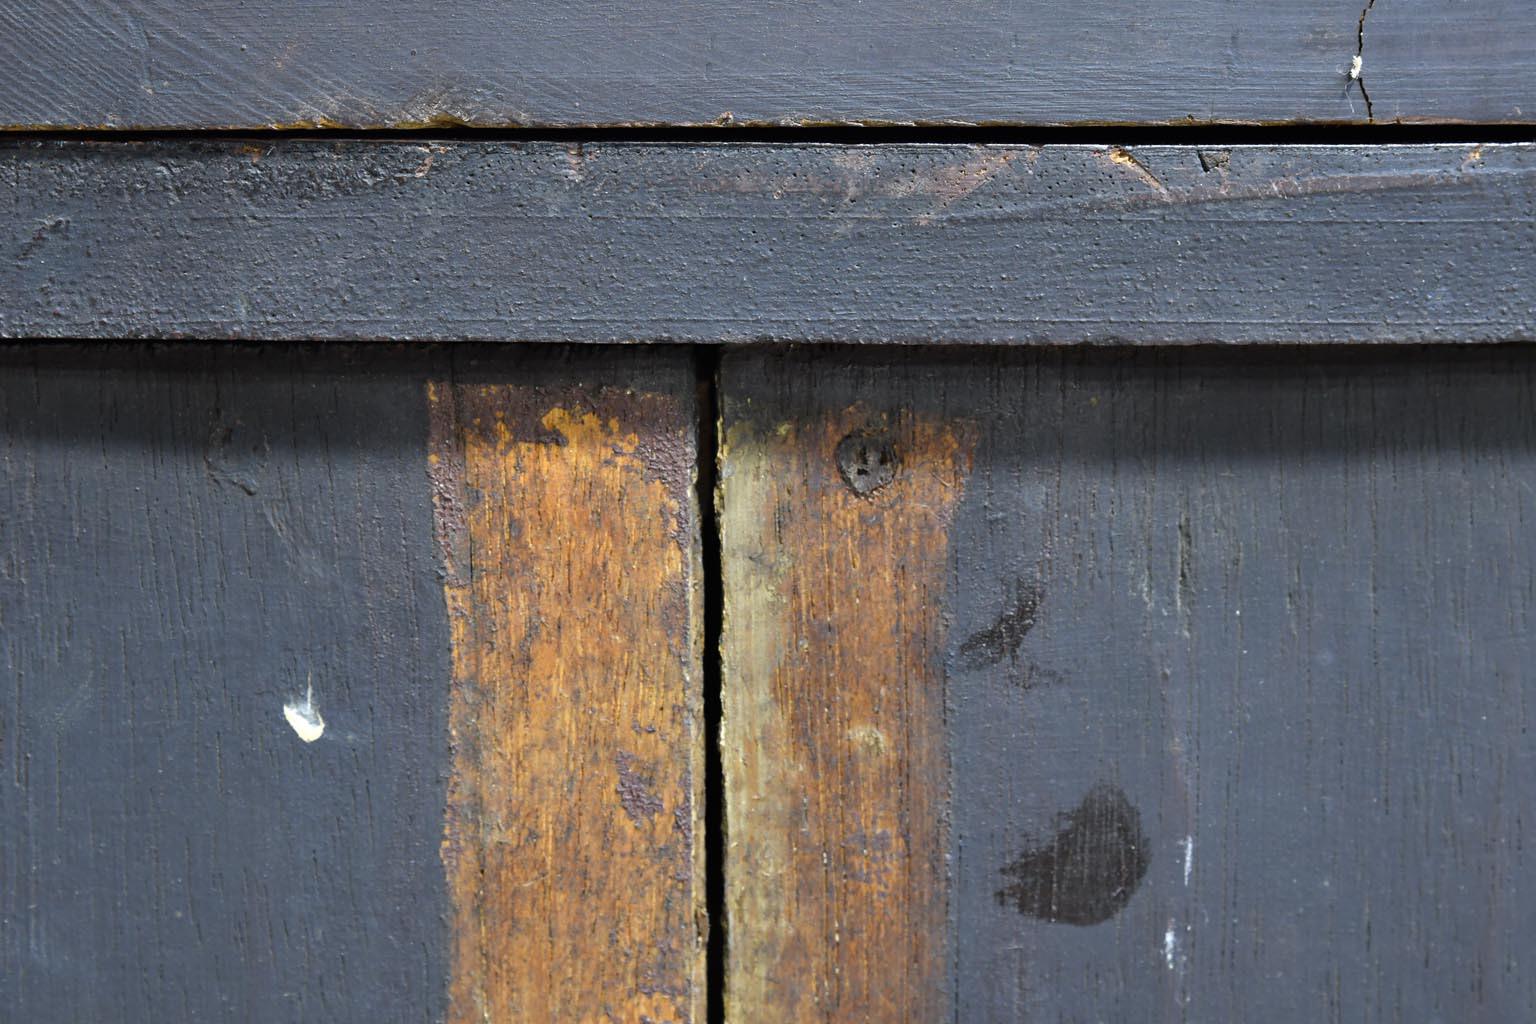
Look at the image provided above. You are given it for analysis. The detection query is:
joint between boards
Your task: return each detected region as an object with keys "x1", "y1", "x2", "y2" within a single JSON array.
[{"x1": 694, "y1": 345, "x2": 727, "y2": 1024}]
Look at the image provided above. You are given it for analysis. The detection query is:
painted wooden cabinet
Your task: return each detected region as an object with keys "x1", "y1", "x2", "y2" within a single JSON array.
[
  {"x1": 3, "y1": 10, "x2": 1536, "y2": 1018},
  {"x1": 5, "y1": 342, "x2": 1534, "y2": 1021}
]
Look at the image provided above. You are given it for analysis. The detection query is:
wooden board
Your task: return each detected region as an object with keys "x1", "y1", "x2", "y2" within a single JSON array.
[
  {"x1": 0, "y1": 1, "x2": 1532, "y2": 127},
  {"x1": 429, "y1": 349, "x2": 706, "y2": 1022},
  {"x1": 718, "y1": 345, "x2": 1536, "y2": 1021},
  {"x1": 0, "y1": 344, "x2": 704, "y2": 1022},
  {"x1": 718, "y1": 360, "x2": 974, "y2": 1021},
  {"x1": 4, "y1": 141, "x2": 1535, "y2": 346}
]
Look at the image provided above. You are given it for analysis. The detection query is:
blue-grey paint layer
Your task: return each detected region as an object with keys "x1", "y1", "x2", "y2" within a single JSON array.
[
  {"x1": 730, "y1": 346, "x2": 1536, "y2": 1021},
  {"x1": 0, "y1": 1, "x2": 1531, "y2": 127},
  {"x1": 3, "y1": 141, "x2": 1535, "y2": 345},
  {"x1": 0, "y1": 345, "x2": 452, "y2": 1023}
]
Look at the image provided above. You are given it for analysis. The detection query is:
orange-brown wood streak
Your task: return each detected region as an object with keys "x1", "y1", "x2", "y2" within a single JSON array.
[
  {"x1": 428, "y1": 372, "x2": 703, "y2": 1023},
  {"x1": 721, "y1": 397, "x2": 975, "y2": 1022}
]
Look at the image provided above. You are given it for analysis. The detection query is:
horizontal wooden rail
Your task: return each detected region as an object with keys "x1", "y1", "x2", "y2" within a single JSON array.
[
  {"x1": 1, "y1": 1, "x2": 1532, "y2": 128},
  {"x1": 4, "y1": 140, "x2": 1533, "y2": 344}
]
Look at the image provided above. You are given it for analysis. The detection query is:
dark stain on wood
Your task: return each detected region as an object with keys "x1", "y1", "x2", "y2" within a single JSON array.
[
  {"x1": 995, "y1": 784, "x2": 1151, "y2": 926},
  {"x1": 616, "y1": 751, "x2": 668, "y2": 828},
  {"x1": 957, "y1": 578, "x2": 1045, "y2": 671},
  {"x1": 834, "y1": 430, "x2": 899, "y2": 496}
]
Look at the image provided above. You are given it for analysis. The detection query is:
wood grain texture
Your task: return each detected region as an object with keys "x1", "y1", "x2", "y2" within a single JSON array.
[
  {"x1": 719, "y1": 359, "x2": 975, "y2": 1020},
  {"x1": 721, "y1": 346, "x2": 1536, "y2": 1021},
  {"x1": 429, "y1": 350, "x2": 704, "y2": 1022},
  {"x1": 0, "y1": 1, "x2": 1531, "y2": 127},
  {"x1": 5, "y1": 140, "x2": 1535, "y2": 346},
  {"x1": 0, "y1": 344, "x2": 453, "y2": 1022}
]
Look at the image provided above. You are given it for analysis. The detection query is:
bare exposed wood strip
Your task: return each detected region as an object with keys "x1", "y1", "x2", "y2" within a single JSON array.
[
  {"x1": 429, "y1": 353, "x2": 704, "y2": 1022},
  {"x1": 720, "y1": 353, "x2": 975, "y2": 1021}
]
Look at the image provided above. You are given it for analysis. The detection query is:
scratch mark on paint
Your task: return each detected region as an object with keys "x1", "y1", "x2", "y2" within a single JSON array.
[
  {"x1": 412, "y1": 144, "x2": 448, "y2": 178},
  {"x1": 1181, "y1": 835, "x2": 1194, "y2": 886},
  {"x1": 17, "y1": 215, "x2": 71, "y2": 263},
  {"x1": 1102, "y1": 147, "x2": 1170, "y2": 197},
  {"x1": 283, "y1": 679, "x2": 325, "y2": 743}
]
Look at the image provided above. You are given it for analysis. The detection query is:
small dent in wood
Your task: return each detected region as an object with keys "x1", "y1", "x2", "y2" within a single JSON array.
[{"x1": 1197, "y1": 149, "x2": 1231, "y2": 174}]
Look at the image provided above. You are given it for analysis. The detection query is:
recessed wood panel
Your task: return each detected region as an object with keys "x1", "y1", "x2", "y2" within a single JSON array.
[
  {"x1": 719, "y1": 372, "x2": 975, "y2": 1020},
  {"x1": 0, "y1": 344, "x2": 705, "y2": 1023},
  {"x1": 0, "y1": 345, "x2": 453, "y2": 1021}
]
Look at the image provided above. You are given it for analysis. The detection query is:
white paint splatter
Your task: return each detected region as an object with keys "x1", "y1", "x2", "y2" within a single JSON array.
[
  {"x1": 1164, "y1": 924, "x2": 1180, "y2": 969},
  {"x1": 1349, "y1": 54, "x2": 1364, "y2": 80},
  {"x1": 1181, "y1": 835, "x2": 1195, "y2": 886},
  {"x1": 283, "y1": 681, "x2": 325, "y2": 743}
]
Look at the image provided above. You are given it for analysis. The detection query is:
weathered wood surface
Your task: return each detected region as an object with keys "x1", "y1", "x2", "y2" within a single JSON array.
[
  {"x1": 430, "y1": 349, "x2": 705, "y2": 1022},
  {"x1": 0, "y1": 1, "x2": 1531, "y2": 127},
  {"x1": 719, "y1": 346, "x2": 1536, "y2": 1021},
  {"x1": 718, "y1": 363, "x2": 974, "y2": 1020},
  {"x1": 5, "y1": 141, "x2": 1535, "y2": 345},
  {"x1": 0, "y1": 344, "x2": 704, "y2": 1023}
]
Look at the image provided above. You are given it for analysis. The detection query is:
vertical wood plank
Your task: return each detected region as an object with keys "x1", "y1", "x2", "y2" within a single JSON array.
[
  {"x1": 721, "y1": 346, "x2": 1536, "y2": 1022},
  {"x1": 429, "y1": 350, "x2": 704, "y2": 1023},
  {"x1": 719, "y1": 353, "x2": 975, "y2": 1021},
  {"x1": 0, "y1": 345, "x2": 453, "y2": 1022}
]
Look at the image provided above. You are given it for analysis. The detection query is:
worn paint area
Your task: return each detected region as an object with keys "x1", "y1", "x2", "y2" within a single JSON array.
[
  {"x1": 721, "y1": 397, "x2": 975, "y2": 1022},
  {"x1": 429, "y1": 377, "x2": 701, "y2": 1023}
]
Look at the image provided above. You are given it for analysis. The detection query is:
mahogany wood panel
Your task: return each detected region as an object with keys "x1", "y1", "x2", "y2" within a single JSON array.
[
  {"x1": 719, "y1": 362, "x2": 975, "y2": 1020},
  {"x1": 430, "y1": 349, "x2": 705, "y2": 1022}
]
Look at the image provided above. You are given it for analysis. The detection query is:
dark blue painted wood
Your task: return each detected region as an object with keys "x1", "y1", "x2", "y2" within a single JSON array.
[
  {"x1": 0, "y1": 0, "x2": 1530, "y2": 127},
  {"x1": 4, "y1": 141, "x2": 1534, "y2": 345},
  {"x1": 0, "y1": 345, "x2": 452, "y2": 1023},
  {"x1": 943, "y1": 347, "x2": 1536, "y2": 1021}
]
